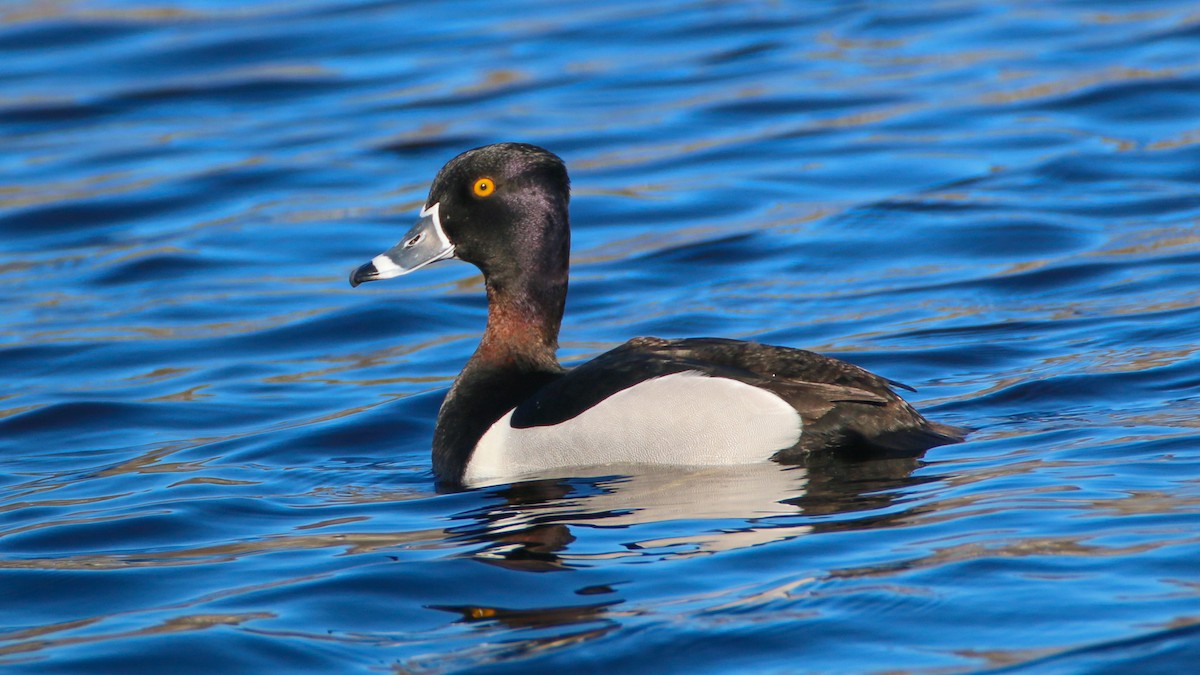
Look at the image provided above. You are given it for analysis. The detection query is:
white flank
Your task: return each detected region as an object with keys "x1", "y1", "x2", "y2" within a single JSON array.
[{"x1": 463, "y1": 371, "x2": 802, "y2": 486}]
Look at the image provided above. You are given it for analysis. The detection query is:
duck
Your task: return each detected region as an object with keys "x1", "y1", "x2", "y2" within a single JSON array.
[{"x1": 350, "y1": 142, "x2": 967, "y2": 487}]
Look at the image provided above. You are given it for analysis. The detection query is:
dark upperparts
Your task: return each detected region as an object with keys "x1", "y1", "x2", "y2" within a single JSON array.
[{"x1": 350, "y1": 143, "x2": 967, "y2": 486}]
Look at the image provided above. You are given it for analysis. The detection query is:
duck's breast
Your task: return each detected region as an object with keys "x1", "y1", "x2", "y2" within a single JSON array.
[{"x1": 463, "y1": 371, "x2": 802, "y2": 485}]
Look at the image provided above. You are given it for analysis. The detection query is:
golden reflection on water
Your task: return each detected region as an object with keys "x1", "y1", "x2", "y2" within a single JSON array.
[
  {"x1": 1146, "y1": 127, "x2": 1200, "y2": 151},
  {"x1": 0, "y1": 169, "x2": 156, "y2": 210},
  {"x1": 0, "y1": 402, "x2": 43, "y2": 421},
  {"x1": 168, "y1": 476, "x2": 260, "y2": 488},
  {"x1": 0, "y1": 528, "x2": 446, "y2": 572},
  {"x1": 0, "y1": 612, "x2": 275, "y2": 660},
  {"x1": 980, "y1": 66, "x2": 1192, "y2": 106},
  {"x1": 1094, "y1": 225, "x2": 1200, "y2": 258},
  {"x1": 144, "y1": 384, "x2": 212, "y2": 402},
  {"x1": 265, "y1": 333, "x2": 470, "y2": 387},
  {"x1": 0, "y1": 0, "x2": 305, "y2": 24}
]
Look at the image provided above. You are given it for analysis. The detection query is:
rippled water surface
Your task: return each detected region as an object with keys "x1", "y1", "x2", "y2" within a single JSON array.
[{"x1": 4, "y1": 0, "x2": 1200, "y2": 672}]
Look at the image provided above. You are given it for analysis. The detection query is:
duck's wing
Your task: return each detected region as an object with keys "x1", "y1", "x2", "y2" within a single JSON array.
[
  {"x1": 510, "y1": 337, "x2": 966, "y2": 459},
  {"x1": 623, "y1": 337, "x2": 913, "y2": 396},
  {"x1": 642, "y1": 337, "x2": 969, "y2": 455},
  {"x1": 509, "y1": 337, "x2": 889, "y2": 430},
  {"x1": 650, "y1": 337, "x2": 970, "y2": 454}
]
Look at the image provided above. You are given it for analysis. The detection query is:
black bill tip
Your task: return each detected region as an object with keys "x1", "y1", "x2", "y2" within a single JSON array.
[{"x1": 349, "y1": 262, "x2": 378, "y2": 288}]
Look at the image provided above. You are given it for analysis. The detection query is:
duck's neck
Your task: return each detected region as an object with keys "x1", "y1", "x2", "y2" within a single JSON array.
[
  {"x1": 475, "y1": 275, "x2": 564, "y2": 368},
  {"x1": 432, "y1": 274, "x2": 568, "y2": 485}
]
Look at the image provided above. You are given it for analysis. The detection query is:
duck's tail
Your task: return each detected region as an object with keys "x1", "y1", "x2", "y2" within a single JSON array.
[
  {"x1": 868, "y1": 419, "x2": 971, "y2": 456},
  {"x1": 927, "y1": 420, "x2": 972, "y2": 444}
]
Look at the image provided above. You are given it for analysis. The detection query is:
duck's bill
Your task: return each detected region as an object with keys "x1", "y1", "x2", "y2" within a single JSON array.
[{"x1": 349, "y1": 203, "x2": 455, "y2": 287}]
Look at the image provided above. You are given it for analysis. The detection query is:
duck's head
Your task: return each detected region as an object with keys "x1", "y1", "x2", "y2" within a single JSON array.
[{"x1": 350, "y1": 143, "x2": 570, "y2": 291}]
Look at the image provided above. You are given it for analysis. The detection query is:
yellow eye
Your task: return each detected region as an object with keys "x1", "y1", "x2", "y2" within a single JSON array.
[{"x1": 473, "y1": 177, "x2": 495, "y2": 197}]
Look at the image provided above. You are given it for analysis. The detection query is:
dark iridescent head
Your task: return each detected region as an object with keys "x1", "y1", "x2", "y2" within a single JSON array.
[{"x1": 350, "y1": 143, "x2": 570, "y2": 290}]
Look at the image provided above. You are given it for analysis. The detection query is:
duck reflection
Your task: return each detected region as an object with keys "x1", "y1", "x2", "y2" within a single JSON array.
[
  {"x1": 447, "y1": 455, "x2": 931, "y2": 573},
  {"x1": 424, "y1": 457, "x2": 930, "y2": 646}
]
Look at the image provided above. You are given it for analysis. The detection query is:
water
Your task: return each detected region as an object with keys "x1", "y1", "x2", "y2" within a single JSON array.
[{"x1": 3, "y1": 0, "x2": 1200, "y2": 671}]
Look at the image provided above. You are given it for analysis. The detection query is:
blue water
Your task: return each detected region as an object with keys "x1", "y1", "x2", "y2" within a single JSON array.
[{"x1": 4, "y1": 0, "x2": 1200, "y2": 671}]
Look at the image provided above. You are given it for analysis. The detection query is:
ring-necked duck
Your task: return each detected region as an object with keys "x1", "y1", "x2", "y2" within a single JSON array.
[{"x1": 351, "y1": 143, "x2": 966, "y2": 486}]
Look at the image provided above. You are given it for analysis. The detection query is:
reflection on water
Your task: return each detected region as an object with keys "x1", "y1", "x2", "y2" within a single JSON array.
[
  {"x1": 453, "y1": 457, "x2": 924, "y2": 570},
  {"x1": 4, "y1": 0, "x2": 1200, "y2": 672},
  {"x1": 463, "y1": 464, "x2": 813, "y2": 567},
  {"x1": 412, "y1": 456, "x2": 925, "y2": 663}
]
